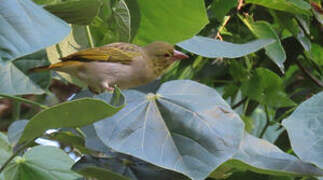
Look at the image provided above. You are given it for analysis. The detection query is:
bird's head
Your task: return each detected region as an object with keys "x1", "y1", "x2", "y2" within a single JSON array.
[
  {"x1": 144, "y1": 41, "x2": 188, "y2": 62},
  {"x1": 143, "y1": 41, "x2": 188, "y2": 75}
]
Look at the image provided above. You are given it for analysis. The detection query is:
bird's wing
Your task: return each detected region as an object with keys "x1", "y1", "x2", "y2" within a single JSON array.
[{"x1": 60, "y1": 43, "x2": 142, "y2": 64}]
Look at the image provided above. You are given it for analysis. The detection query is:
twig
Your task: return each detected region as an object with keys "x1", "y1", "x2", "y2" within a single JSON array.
[
  {"x1": 85, "y1": 25, "x2": 95, "y2": 48},
  {"x1": 0, "y1": 94, "x2": 49, "y2": 110},
  {"x1": 296, "y1": 60, "x2": 323, "y2": 88},
  {"x1": 232, "y1": 97, "x2": 248, "y2": 109},
  {"x1": 259, "y1": 105, "x2": 270, "y2": 138},
  {"x1": 216, "y1": 16, "x2": 231, "y2": 40},
  {"x1": 237, "y1": 0, "x2": 244, "y2": 10},
  {"x1": 276, "y1": 106, "x2": 297, "y2": 123}
]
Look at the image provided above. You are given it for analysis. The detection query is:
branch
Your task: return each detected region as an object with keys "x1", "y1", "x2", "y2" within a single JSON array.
[
  {"x1": 296, "y1": 60, "x2": 323, "y2": 88},
  {"x1": 232, "y1": 97, "x2": 248, "y2": 109},
  {"x1": 259, "y1": 105, "x2": 270, "y2": 138}
]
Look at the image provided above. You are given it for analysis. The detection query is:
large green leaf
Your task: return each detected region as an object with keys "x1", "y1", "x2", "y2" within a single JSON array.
[
  {"x1": 241, "y1": 68, "x2": 295, "y2": 108},
  {"x1": 245, "y1": 0, "x2": 311, "y2": 15},
  {"x1": 131, "y1": 0, "x2": 209, "y2": 45},
  {"x1": 0, "y1": 62, "x2": 45, "y2": 95},
  {"x1": 94, "y1": 80, "x2": 245, "y2": 180},
  {"x1": 2, "y1": 146, "x2": 80, "y2": 180},
  {"x1": 282, "y1": 92, "x2": 323, "y2": 169},
  {"x1": 231, "y1": 132, "x2": 323, "y2": 176},
  {"x1": 241, "y1": 17, "x2": 286, "y2": 73},
  {"x1": 44, "y1": 0, "x2": 102, "y2": 25},
  {"x1": 0, "y1": 0, "x2": 70, "y2": 61},
  {"x1": 0, "y1": 133, "x2": 12, "y2": 167},
  {"x1": 177, "y1": 36, "x2": 275, "y2": 58},
  {"x1": 18, "y1": 88, "x2": 125, "y2": 144}
]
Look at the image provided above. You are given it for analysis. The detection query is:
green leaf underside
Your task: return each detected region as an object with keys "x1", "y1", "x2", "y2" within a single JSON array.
[
  {"x1": 3, "y1": 146, "x2": 80, "y2": 180},
  {"x1": 177, "y1": 36, "x2": 275, "y2": 58},
  {"x1": 282, "y1": 92, "x2": 323, "y2": 169},
  {"x1": 0, "y1": 0, "x2": 70, "y2": 61},
  {"x1": 132, "y1": 0, "x2": 209, "y2": 45},
  {"x1": 18, "y1": 88, "x2": 124, "y2": 144},
  {"x1": 231, "y1": 133, "x2": 323, "y2": 176},
  {"x1": 95, "y1": 80, "x2": 245, "y2": 180}
]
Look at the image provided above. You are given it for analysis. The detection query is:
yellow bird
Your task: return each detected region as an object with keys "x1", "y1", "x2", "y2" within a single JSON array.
[{"x1": 30, "y1": 41, "x2": 188, "y2": 94}]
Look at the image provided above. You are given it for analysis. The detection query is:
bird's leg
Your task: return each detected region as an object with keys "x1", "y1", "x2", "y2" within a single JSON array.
[{"x1": 101, "y1": 82, "x2": 114, "y2": 92}]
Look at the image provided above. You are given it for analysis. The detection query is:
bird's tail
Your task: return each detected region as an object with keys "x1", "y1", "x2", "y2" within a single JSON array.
[{"x1": 29, "y1": 61, "x2": 83, "y2": 73}]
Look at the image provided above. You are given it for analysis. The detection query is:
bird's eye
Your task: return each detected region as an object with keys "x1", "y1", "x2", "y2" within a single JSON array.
[{"x1": 164, "y1": 53, "x2": 171, "y2": 57}]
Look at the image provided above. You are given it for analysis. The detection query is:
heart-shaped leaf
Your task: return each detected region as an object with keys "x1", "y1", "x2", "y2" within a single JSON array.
[
  {"x1": 2, "y1": 146, "x2": 80, "y2": 180},
  {"x1": 94, "y1": 80, "x2": 245, "y2": 180}
]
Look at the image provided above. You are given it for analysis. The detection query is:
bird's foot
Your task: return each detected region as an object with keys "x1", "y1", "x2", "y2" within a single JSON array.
[{"x1": 102, "y1": 82, "x2": 114, "y2": 92}]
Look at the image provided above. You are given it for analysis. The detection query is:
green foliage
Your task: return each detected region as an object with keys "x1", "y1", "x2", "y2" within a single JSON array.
[
  {"x1": 241, "y1": 68, "x2": 295, "y2": 107},
  {"x1": 241, "y1": 17, "x2": 286, "y2": 72},
  {"x1": 0, "y1": 0, "x2": 323, "y2": 179}
]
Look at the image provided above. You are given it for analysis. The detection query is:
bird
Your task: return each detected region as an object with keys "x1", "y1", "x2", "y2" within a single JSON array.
[{"x1": 30, "y1": 41, "x2": 188, "y2": 94}]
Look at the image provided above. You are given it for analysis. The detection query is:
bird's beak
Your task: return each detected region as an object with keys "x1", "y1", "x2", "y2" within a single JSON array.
[{"x1": 172, "y1": 50, "x2": 189, "y2": 61}]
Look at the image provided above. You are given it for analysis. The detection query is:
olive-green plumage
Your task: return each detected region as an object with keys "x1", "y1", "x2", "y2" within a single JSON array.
[{"x1": 30, "y1": 41, "x2": 188, "y2": 93}]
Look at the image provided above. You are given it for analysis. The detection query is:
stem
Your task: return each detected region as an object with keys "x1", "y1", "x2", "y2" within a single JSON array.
[
  {"x1": 75, "y1": 128, "x2": 86, "y2": 138},
  {"x1": 296, "y1": 60, "x2": 323, "y2": 88},
  {"x1": 85, "y1": 26, "x2": 95, "y2": 48},
  {"x1": 214, "y1": 80, "x2": 232, "y2": 84},
  {"x1": 242, "y1": 98, "x2": 249, "y2": 115},
  {"x1": 232, "y1": 97, "x2": 248, "y2": 109},
  {"x1": 0, "y1": 94, "x2": 49, "y2": 110},
  {"x1": 216, "y1": 16, "x2": 231, "y2": 40},
  {"x1": 259, "y1": 105, "x2": 270, "y2": 138},
  {"x1": 237, "y1": 0, "x2": 244, "y2": 10},
  {"x1": 276, "y1": 106, "x2": 297, "y2": 123},
  {"x1": 12, "y1": 101, "x2": 21, "y2": 121},
  {"x1": 0, "y1": 139, "x2": 34, "y2": 173}
]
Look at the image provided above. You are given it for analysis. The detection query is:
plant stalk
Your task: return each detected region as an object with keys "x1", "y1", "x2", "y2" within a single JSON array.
[{"x1": 0, "y1": 94, "x2": 49, "y2": 110}]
